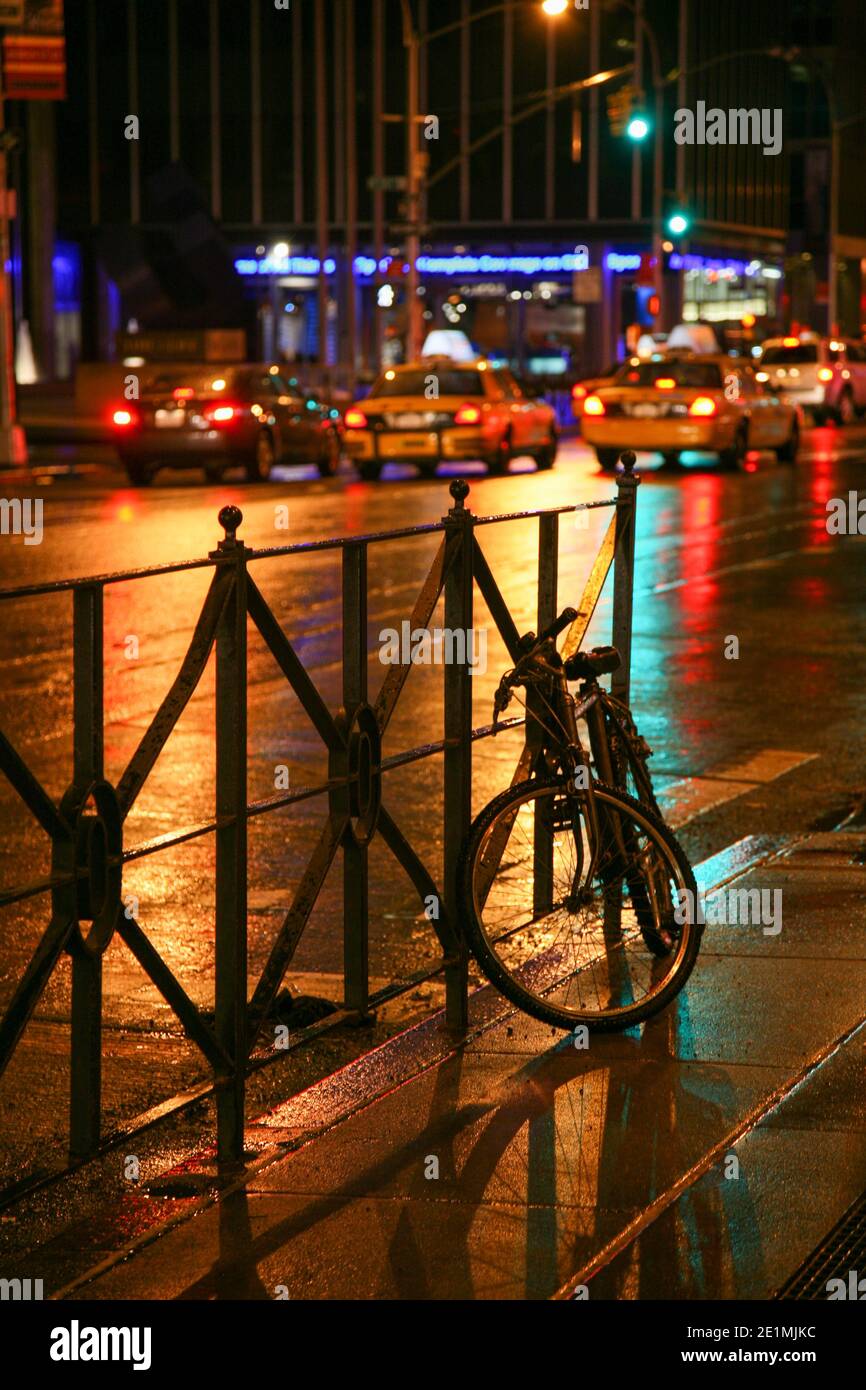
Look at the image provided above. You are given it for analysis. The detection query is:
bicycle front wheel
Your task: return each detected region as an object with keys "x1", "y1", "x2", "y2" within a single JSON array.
[{"x1": 459, "y1": 776, "x2": 700, "y2": 1032}]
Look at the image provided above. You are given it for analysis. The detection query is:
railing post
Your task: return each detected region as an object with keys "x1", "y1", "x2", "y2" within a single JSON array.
[
  {"x1": 442, "y1": 479, "x2": 472, "y2": 1031},
  {"x1": 213, "y1": 506, "x2": 248, "y2": 1171},
  {"x1": 342, "y1": 540, "x2": 370, "y2": 1018},
  {"x1": 69, "y1": 583, "x2": 104, "y2": 1161},
  {"x1": 533, "y1": 512, "x2": 559, "y2": 916},
  {"x1": 611, "y1": 450, "x2": 640, "y2": 706}
]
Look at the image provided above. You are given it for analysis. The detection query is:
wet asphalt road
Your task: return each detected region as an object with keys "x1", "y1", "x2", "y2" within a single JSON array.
[{"x1": 1, "y1": 426, "x2": 865, "y2": 1185}]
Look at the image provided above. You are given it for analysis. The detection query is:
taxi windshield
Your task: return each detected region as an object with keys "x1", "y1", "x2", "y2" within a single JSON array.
[{"x1": 614, "y1": 361, "x2": 724, "y2": 389}]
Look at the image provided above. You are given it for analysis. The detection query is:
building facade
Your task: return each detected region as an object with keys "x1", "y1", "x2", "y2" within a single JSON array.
[{"x1": 13, "y1": 0, "x2": 863, "y2": 384}]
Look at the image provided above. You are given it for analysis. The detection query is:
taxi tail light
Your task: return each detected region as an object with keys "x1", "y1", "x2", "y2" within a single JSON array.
[
  {"x1": 818, "y1": 367, "x2": 834, "y2": 382},
  {"x1": 583, "y1": 394, "x2": 606, "y2": 416},
  {"x1": 688, "y1": 396, "x2": 717, "y2": 417},
  {"x1": 111, "y1": 406, "x2": 139, "y2": 428},
  {"x1": 454, "y1": 403, "x2": 482, "y2": 425},
  {"x1": 344, "y1": 407, "x2": 369, "y2": 429}
]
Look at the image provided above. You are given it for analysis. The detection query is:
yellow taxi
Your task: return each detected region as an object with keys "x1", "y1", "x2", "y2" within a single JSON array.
[
  {"x1": 580, "y1": 354, "x2": 800, "y2": 470},
  {"x1": 343, "y1": 357, "x2": 558, "y2": 480}
]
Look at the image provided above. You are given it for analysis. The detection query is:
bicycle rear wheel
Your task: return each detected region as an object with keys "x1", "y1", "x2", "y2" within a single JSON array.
[{"x1": 459, "y1": 776, "x2": 700, "y2": 1031}]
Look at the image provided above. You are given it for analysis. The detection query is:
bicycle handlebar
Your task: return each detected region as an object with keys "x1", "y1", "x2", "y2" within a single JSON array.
[{"x1": 534, "y1": 607, "x2": 578, "y2": 649}]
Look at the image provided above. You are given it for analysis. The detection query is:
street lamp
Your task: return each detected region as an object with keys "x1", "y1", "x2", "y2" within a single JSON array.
[{"x1": 398, "y1": 0, "x2": 568, "y2": 360}]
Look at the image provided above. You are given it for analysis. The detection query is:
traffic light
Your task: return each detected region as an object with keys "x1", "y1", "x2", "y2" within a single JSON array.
[
  {"x1": 626, "y1": 115, "x2": 650, "y2": 141},
  {"x1": 667, "y1": 211, "x2": 690, "y2": 236},
  {"x1": 606, "y1": 83, "x2": 641, "y2": 137}
]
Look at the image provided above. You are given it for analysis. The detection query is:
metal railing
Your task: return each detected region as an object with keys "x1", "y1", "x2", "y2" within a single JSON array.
[{"x1": 0, "y1": 460, "x2": 639, "y2": 1171}]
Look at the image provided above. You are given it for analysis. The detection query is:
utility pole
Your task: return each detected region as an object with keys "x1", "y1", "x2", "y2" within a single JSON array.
[{"x1": 400, "y1": 0, "x2": 423, "y2": 361}]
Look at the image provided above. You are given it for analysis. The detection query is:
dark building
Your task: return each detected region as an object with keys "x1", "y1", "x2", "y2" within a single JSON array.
[{"x1": 11, "y1": 0, "x2": 866, "y2": 385}]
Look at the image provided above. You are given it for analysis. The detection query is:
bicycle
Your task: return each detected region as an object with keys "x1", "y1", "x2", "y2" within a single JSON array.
[{"x1": 458, "y1": 607, "x2": 701, "y2": 1032}]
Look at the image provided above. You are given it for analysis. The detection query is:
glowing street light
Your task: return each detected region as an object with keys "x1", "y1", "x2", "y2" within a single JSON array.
[{"x1": 541, "y1": 0, "x2": 569, "y2": 15}]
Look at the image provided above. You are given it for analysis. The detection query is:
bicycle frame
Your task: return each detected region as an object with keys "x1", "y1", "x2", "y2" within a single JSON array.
[{"x1": 520, "y1": 654, "x2": 642, "y2": 899}]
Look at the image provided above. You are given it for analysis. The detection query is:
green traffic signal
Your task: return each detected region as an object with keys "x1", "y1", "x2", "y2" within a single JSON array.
[
  {"x1": 667, "y1": 212, "x2": 690, "y2": 236},
  {"x1": 627, "y1": 116, "x2": 650, "y2": 141}
]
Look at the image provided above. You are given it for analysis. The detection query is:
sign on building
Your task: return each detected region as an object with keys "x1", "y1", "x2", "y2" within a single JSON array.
[{"x1": 2, "y1": 0, "x2": 65, "y2": 100}]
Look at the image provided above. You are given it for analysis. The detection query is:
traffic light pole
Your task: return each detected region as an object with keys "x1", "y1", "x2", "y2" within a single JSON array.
[
  {"x1": 651, "y1": 72, "x2": 665, "y2": 326},
  {"x1": 399, "y1": 0, "x2": 423, "y2": 362}
]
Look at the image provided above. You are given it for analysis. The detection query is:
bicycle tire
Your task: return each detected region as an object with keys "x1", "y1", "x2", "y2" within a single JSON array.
[{"x1": 458, "y1": 776, "x2": 701, "y2": 1032}]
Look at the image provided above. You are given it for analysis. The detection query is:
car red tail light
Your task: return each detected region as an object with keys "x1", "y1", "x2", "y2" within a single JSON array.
[
  {"x1": 112, "y1": 408, "x2": 137, "y2": 428},
  {"x1": 818, "y1": 367, "x2": 834, "y2": 382},
  {"x1": 204, "y1": 403, "x2": 240, "y2": 424},
  {"x1": 344, "y1": 407, "x2": 368, "y2": 428},
  {"x1": 688, "y1": 395, "x2": 717, "y2": 417},
  {"x1": 583, "y1": 395, "x2": 606, "y2": 416},
  {"x1": 454, "y1": 403, "x2": 482, "y2": 425}
]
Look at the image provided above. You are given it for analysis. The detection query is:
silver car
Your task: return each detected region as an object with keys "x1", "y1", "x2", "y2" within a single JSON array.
[{"x1": 756, "y1": 335, "x2": 866, "y2": 424}]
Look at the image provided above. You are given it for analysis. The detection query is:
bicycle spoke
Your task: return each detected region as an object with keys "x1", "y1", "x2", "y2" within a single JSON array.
[{"x1": 467, "y1": 780, "x2": 696, "y2": 1027}]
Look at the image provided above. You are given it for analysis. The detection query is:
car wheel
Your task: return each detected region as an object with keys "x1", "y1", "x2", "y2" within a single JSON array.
[
  {"x1": 486, "y1": 431, "x2": 511, "y2": 475},
  {"x1": 719, "y1": 423, "x2": 748, "y2": 470},
  {"x1": 123, "y1": 459, "x2": 154, "y2": 487},
  {"x1": 776, "y1": 418, "x2": 799, "y2": 463},
  {"x1": 836, "y1": 389, "x2": 855, "y2": 426},
  {"x1": 356, "y1": 459, "x2": 382, "y2": 482},
  {"x1": 316, "y1": 427, "x2": 340, "y2": 478},
  {"x1": 595, "y1": 448, "x2": 619, "y2": 471},
  {"x1": 246, "y1": 429, "x2": 276, "y2": 482},
  {"x1": 535, "y1": 429, "x2": 558, "y2": 471}
]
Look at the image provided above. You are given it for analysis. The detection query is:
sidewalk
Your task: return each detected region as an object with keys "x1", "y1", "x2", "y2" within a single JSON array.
[{"x1": 6, "y1": 830, "x2": 866, "y2": 1301}]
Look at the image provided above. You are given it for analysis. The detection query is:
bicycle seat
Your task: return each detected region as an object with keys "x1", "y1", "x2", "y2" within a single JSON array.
[{"x1": 564, "y1": 645, "x2": 621, "y2": 681}]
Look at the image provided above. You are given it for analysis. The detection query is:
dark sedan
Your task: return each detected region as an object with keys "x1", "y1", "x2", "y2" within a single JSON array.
[{"x1": 110, "y1": 364, "x2": 342, "y2": 485}]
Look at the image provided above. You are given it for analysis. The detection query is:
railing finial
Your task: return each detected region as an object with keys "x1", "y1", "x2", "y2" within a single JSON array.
[
  {"x1": 449, "y1": 478, "x2": 470, "y2": 511},
  {"x1": 217, "y1": 505, "x2": 243, "y2": 547},
  {"x1": 619, "y1": 450, "x2": 637, "y2": 475}
]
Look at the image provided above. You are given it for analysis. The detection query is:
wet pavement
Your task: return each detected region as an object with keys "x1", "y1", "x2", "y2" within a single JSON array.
[
  {"x1": 0, "y1": 426, "x2": 865, "y2": 1283},
  {"x1": 3, "y1": 831, "x2": 864, "y2": 1300}
]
